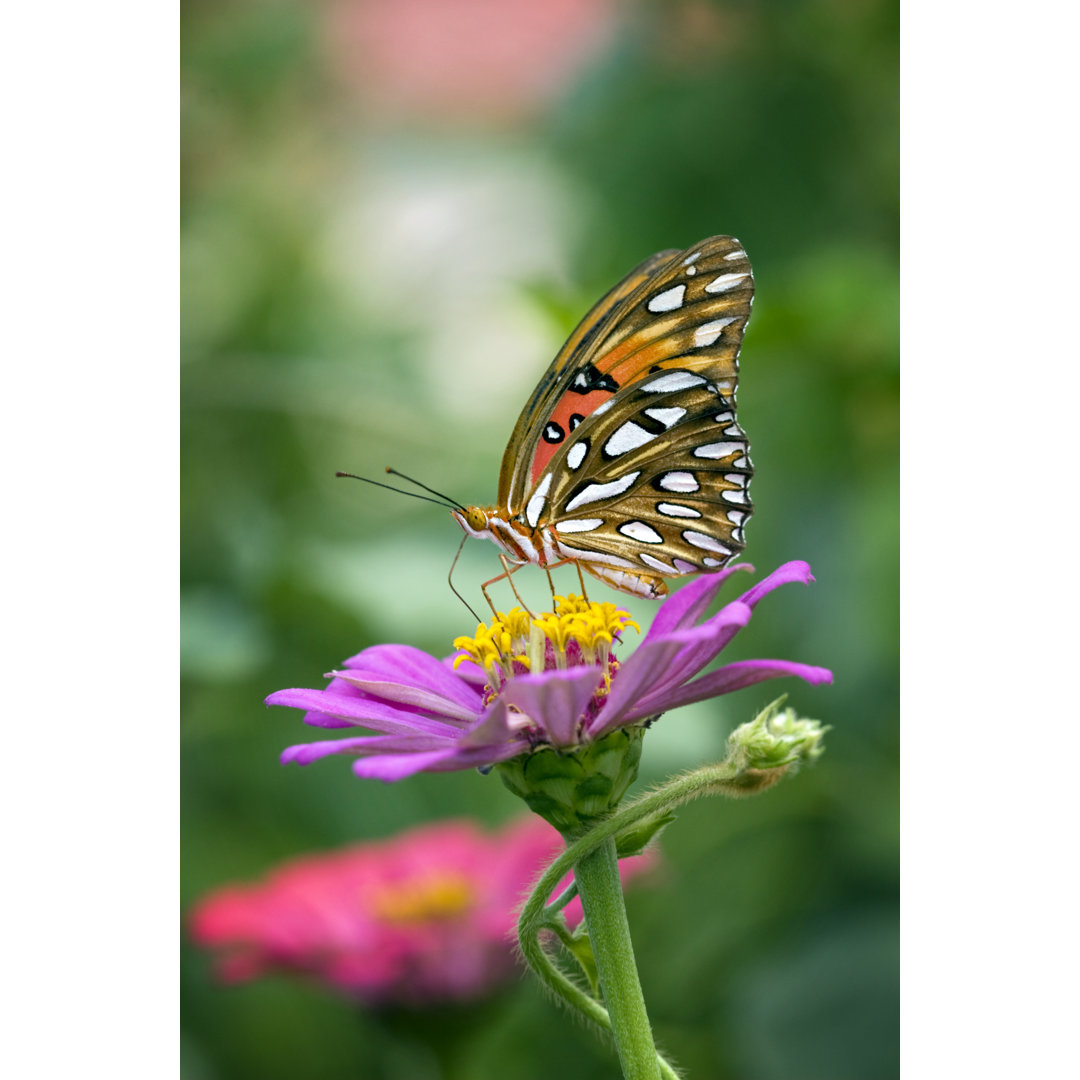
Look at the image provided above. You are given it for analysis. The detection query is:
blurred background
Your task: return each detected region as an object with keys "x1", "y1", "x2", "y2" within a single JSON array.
[{"x1": 181, "y1": 0, "x2": 898, "y2": 1076}]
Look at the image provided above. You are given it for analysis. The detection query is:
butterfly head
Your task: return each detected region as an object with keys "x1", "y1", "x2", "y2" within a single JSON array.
[{"x1": 452, "y1": 505, "x2": 496, "y2": 541}]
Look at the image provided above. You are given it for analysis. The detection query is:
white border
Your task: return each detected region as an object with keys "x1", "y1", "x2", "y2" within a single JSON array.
[
  {"x1": 3, "y1": 4, "x2": 177, "y2": 1075},
  {"x1": 903, "y1": 3, "x2": 1077, "y2": 1075}
]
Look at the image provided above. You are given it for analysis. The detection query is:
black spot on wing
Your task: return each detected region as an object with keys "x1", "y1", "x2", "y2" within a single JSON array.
[{"x1": 570, "y1": 363, "x2": 619, "y2": 395}]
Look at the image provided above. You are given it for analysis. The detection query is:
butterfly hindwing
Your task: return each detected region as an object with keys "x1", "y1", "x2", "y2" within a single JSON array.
[
  {"x1": 502, "y1": 235, "x2": 754, "y2": 513},
  {"x1": 528, "y1": 371, "x2": 752, "y2": 574}
]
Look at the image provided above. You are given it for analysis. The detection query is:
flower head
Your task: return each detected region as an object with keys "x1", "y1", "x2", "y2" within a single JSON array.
[
  {"x1": 188, "y1": 816, "x2": 654, "y2": 1005},
  {"x1": 267, "y1": 561, "x2": 832, "y2": 785}
]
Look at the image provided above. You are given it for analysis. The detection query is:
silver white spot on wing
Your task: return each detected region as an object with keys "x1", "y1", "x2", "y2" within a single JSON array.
[
  {"x1": 725, "y1": 509, "x2": 746, "y2": 526},
  {"x1": 732, "y1": 456, "x2": 749, "y2": 468},
  {"x1": 592, "y1": 399, "x2": 614, "y2": 417},
  {"x1": 723, "y1": 250, "x2": 745, "y2": 261},
  {"x1": 721, "y1": 490, "x2": 748, "y2": 505},
  {"x1": 566, "y1": 441, "x2": 588, "y2": 470},
  {"x1": 647, "y1": 284, "x2": 686, "y2": 313},
  {"x1": 673, "y1": 559, "x2": 698, "y2": 573},
  {"x1": 725, "y1": 473, "x2": 749, "y2": 487},
  {"x1": 702, "y1": 557, "x2": 722, "y2": 567},
  {"x1": 554, "y1": 518, "x2": 604, "y2": 534},
  {"x1": 657, "y1": 502, "x2": 701, "y2": 518},
  {"x1": 641, "y1": 371, "x2": 707, "y2": 393},
  {"x1": 693, "y1": 317, "x2": 737, "y2": 348},
  {"x1": 682, "y1": 251, "x2": 702, "y2": 265},
  {"x1": 565, "y1": 471, "x2": 641, "y2": 512},
  {"x1": 658, "y1": 471, "x2": 699, "y2": 493},
  {"x1": 713, "y1": 411, "x2": 734, "y2": 424},
  {"x1": 618, "y1": 521, "x2": 664, "y2": 544},
  {"x1": 693, "y1": 441, "x2": 742, "y2": 459},
  {"x1": 714, "y1": 378, "x2": 735, "y2": 391},
  {"x1": 683, "y1": 531, "x2": 733, "y2": 555},
  {"x1": 641, "y1": 553, "x2": 678, "y2": 573},
  {"x1": 554, "y1": 541, "x2": 634, "y2": 569},
  {"x1": 643, "y1": 406, "x2": 686, "y2": 428},
  {"x1": 704, "y1": 272, "x2": 749, "y2": 294},
  {"x1": 685, "y1": 265, "x2": 697, "y2": 276},
  {"x1": 526, "y1": 472, "x2": 553, "y2": 528},
  {"x1": 604, "y1": 422, "x2": 656, "y2": 457}
]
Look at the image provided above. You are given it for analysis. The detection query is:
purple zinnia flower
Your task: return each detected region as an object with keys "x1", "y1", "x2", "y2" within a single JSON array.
[{"x1": 267, "y1": 561, "x2": 833, "y2": 783}]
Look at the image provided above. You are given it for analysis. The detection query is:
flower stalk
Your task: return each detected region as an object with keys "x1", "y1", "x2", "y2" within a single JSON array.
[
  {"x1": 518, "y1": 699, "x2": 828, "y2": 1079},
  {"x1": 572, "y1": 835, "x2": 661, "y2": 1080}
]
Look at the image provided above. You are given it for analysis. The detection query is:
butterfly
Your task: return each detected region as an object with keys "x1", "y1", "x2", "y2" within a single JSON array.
[{"x1": 452, "y1": 235, "x2": 754, "y2": 602}]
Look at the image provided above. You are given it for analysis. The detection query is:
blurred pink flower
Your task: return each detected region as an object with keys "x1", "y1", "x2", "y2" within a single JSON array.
[
  {"x1": 323, "y1": 0, "x2": 619, "y2": 125},
  {"x1": 189, "y1": 816, "x2": 655, "y2": 1005}
]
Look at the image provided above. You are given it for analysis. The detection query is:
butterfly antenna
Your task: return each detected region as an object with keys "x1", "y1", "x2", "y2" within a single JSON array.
[
  {"x1": 335, "y1": 472, "x2": 459, "y2": 511},
  {"x1": 385, "y1": 467, "x2": 467, "y2": 513},
  {"x1": 448, "y1": 533, "x2": 483, "y2": 624}
]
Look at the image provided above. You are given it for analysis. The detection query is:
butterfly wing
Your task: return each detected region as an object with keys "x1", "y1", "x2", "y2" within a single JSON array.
[
  {"x1": 536, "y1": 370, "x2": 751, "y2": 574},
  {"x1": 496, "y1": 246, "x2": 679, "y2": 510},
  {"x1": 499, "y1": 236, "x2": 754, "y2": 513},
  {"x1": 504, "y1": 235, "x2": 755, "y2": 577}
]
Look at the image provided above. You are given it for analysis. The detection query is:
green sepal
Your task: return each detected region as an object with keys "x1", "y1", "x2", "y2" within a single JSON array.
[
  {"x1": 496, "y1": 726, "x2": 645, "y2": 836},
  {"x1": 614, "y1": 810, "x2": 677, "y2": 860},
  {"x1": 564, "y1": 927, "x2": 600, "y2": 996}
]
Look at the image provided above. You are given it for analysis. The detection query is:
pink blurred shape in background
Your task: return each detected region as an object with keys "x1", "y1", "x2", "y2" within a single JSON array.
[
  {"x1": 323, "y1": 0, "x2": 619, "y2": 124},
  {"x1": 189, "y1": 815, "x2": 656, "y2": 1006}
]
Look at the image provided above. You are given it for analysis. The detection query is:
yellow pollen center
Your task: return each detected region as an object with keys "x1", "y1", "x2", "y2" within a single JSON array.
[
  {"x1": 452, "y1": 595, "x2": 640, "y2": 689},
  {"x1": 368, "y1": 872, "x2": 475, "y2": 924}
]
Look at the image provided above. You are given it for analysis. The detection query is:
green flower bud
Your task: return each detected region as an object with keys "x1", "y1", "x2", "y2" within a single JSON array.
[
  {"x1": 728, "y1": 696, "x2": 828, "y2": 774},
  {"x1": 496, "y1": 726, "x2": 645, "y2": 837}
]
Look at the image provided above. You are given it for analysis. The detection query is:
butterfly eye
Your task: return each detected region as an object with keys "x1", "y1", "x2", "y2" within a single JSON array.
[{"x1": 465, "y1": 508, "x2": 488, "y2": 532}]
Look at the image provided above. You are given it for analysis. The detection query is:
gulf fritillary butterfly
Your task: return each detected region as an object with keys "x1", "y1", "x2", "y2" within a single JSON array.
[{"x1": 452, "y1": 235, "x2": 754, "y2": 601}]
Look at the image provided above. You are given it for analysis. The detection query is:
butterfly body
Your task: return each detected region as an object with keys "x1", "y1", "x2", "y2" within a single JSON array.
[
  {"x1": 456, "y1": 235, "x2": 755, "y2": 600},
  {"x1": 452, "y1": 506, "x2": 669, "y2": 598}
]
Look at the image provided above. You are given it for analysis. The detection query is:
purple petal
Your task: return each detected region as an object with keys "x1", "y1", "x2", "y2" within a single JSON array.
[
  {"x1": 339, "y1": 644, "x2": 483, "y2": 711},
  {"x1": 499, "y1": 667, "x2": 605, "y2": 747},
  {"x1": 458, "y1": 698, "x2": 533, "y2": 754},
  {"x1": 622, "y1": 658, "x2": 833, "y2": 720},
  {"x1": 644, "y1": 601, "x2": 755, "y2": 696},
  {"x1": 636, "y1": 561, "x2": 821, "y2": 698},
  {"x1": 646, "y1": 563, "x2": 754, "y2": 640},
  {"x1": 327, "y1": 671, "x2": 479, "y2": 722},
  {"x1": 351, "y1": 747, "x2": 467, "y2": 781},
  {"x1": 265, "y1": 688, "x2": 467, "y2": 737},
  {"x1": 591, "y1": 636, "x2": 702, "y2": 737},
  {"x1": 594, "y1": 605, "x2": 753, "y2": 735},
  {"x1": 281, "y1": 732, "x2": 459, "y2": 765},
  {"x1": 734, "y1": 560, "x2": 815, "y2": 609},
  {"x1": 351, "y1": 741, "x2": 523, "y2": 781}
]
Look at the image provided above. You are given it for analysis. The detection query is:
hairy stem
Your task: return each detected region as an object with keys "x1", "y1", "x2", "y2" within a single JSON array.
[
  {"x1": 573, "y1": 835, "x2": 660, "y2": 1079},
  {"x1": 518, "y1": 757, "x2": 795, "y2": 1079}
]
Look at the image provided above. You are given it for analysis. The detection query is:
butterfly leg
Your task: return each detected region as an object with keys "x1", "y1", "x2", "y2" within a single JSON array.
[
  {"x1": 480, "y1": 557, "x2": 534, "y2": 618},
  {"x1": 537, "y1": 559, "x2": 591, "y2": 604},
  {"x1": 575, "y1": 560, "x2": 589, "y2": 602}
]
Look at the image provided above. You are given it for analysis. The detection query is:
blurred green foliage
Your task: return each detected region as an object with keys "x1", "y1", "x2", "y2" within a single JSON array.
[{"x1": 182, "y1": 0, "x2": 897, "y2": 1076}]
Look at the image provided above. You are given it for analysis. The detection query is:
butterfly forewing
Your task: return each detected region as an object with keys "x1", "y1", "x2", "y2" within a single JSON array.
[
  {"x1": 502, "y1": 236, "x2": 753, "y2": 518},
  {"x1": 496, "y1": 247, "x2": 678, "y2": 510}
]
